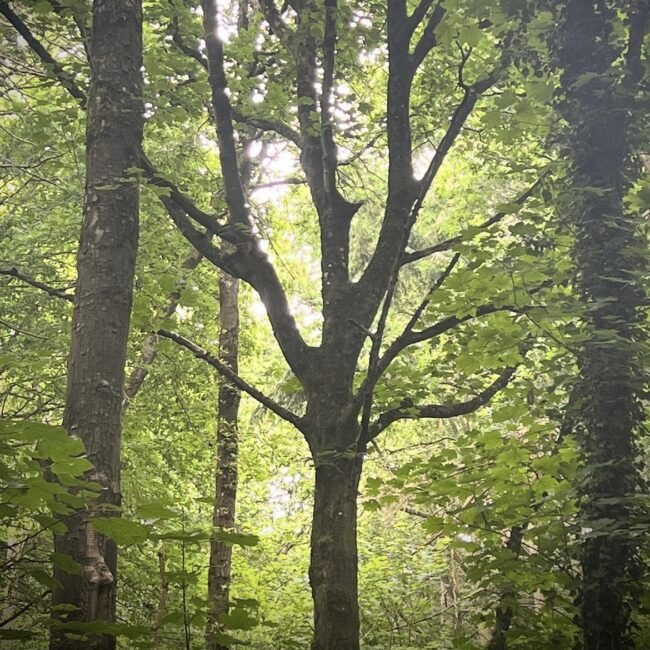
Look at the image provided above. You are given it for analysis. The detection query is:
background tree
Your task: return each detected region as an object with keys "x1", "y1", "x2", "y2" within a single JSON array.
[{"x1": 555, "y1": 1, "x2": 649, "y2": 647}]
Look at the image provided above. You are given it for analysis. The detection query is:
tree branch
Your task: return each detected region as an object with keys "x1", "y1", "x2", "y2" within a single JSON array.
[
  {"x1": 401, "y1": 174, "x2": 546, "y2": 266},
  {"x1": 407, "y1": 0, "x2": 436, "y2": 34},
  {"x1": 358, "y1": 248, "x2": 460, "y2": 442},
  {"x1": 202, "y1": 1, "x2": 259, "y2": 235},
  {"x1": 167, "y1": 12, "x2": 300, "y2": 144},
  {"x1": 169, "y1": 15, "x2": 209, "y2": 70},
  {"x1": 139, "y1": 153, "x2": 235, "y2": 241},
  {"x1": 259, "y1": 0, "x2": 292, "y2": 41},
  {"x1": 0, "y1": 590, "x2": 51, "y2": 628},
  {"x1": 47, "y1": 0, "x2": 92, "y2": 61},
  {"x1": 124, "y1": 250, "x2": 203, "y2": 403},
  {"x1": 158, "y1": 329, "x2": 304, "y2": 430},
  {"x1": 230, "y1": 109, "x2": 301, "y2": 146},
  {"x1": 0, "y1": 267, "x2": 74, "y2": 302},
  {"x1": 199, "y1": 0, "x2": 312, "y2": 377},
  {"x1": 158, "y1": 195, "x2": 237, "y2": 271},
  {"x1": 355, "y1": 293, "x2": 522, "y2": 432},
  {"x1": 366, "y1": 365, "x2": 517, "y2": 441},
  {"x1": 411, "y1": 1, "x2": 446, "y2": 69},
  {"x1": 378, "y1": 302, "x2": 526, "y2": 381},
  {"x1": 358, "y1": 56, "x2": 495, "y2": 328},
  {"x1": 412, "y1": 73, "x2": 496, "y2": 215},
  {"x1": 0, "y1": 1, "x2": 87, "y2": 107}
]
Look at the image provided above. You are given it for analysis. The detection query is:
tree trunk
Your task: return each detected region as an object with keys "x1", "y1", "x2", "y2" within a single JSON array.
[
  {"x1": 556, "y1": 2, "x2": 647, "y2": 648},
  {"x1": 50, "y1": 2, "x2": 142, "y2": 648},
  {"x1": 309, "y1": 452, "x2": 363, "y2": 650},
  {"x1": 206, "y1": 273, "x2": 241, "y2": 650},
  {"x1": 488, "y1": 525, "x2": 525, "y2": 650}
]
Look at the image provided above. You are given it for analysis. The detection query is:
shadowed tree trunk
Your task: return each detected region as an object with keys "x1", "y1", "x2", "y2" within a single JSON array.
[
  {"x1": 488, "y1": 526, "x2": 525, "y2": 650},
  {"x1": 309, "y1": 451, "x2": 363, "y2": 650},
  {"x1": 206, "y1": 273, "x2": 241, "y2": 650},
  {"x1": 49, "y1": 1, "x2": 143, "y2": 648},
  {"x1": 556, "y1": 2, "x2": 648, "y2": 648}
]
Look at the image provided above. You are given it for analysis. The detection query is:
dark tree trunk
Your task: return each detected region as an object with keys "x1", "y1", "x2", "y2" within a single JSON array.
[
  {"x1": 206, "y1": 273, "x2": 241, "y2": 650},
  {"x1": 488, "y1": 525, "x2": 525, "y2": 650},
  {"x1": 50, "y1": 2, "x2": 142, "y2": 648},
  {"x1": 557, "y1": 2, "x2": 647, "y2": 648},
  {"x1": 309, "y1": 451, "x2": 363, "y2": 650}
]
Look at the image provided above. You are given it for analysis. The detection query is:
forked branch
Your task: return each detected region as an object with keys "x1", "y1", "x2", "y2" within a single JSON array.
[{"x1": 402, "y1": 174, "x2": 546, "y2": 266}]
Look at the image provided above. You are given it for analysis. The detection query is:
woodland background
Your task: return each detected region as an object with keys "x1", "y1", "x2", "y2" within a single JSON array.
[{"x1": 0, "y1": 0, "x2": 649, "y2": 649}]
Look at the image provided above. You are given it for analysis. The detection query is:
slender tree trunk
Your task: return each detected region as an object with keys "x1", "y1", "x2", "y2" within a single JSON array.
[
  {"x1": 151, "y1": 548, "x2": 169, "y2": 645},
  {"x1": 205, "y1": 1, "x2": 248, "y2": 634},
  {"x1": 50, "y1": 2, "x2": 142, "y2": 648},
  {"x1": 309, "y1": 451, "x2": 363, "y2": 650},
  {"x1": 488, "y1": 526, "x2": 525, "y2": 650},
  {"x1": 206, "y1": 273, "x2": 241, "y2": 650},
  {"x1": 124, "y1": 250, "x2": 202, "y2": 405},
  {"x1": 557, "y1": 2, "x2": 647, "y2": 648}
]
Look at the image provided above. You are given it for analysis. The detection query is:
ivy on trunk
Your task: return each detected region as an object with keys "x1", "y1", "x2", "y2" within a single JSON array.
[{"x1": 555, "y1": 1, "x2": 648, "y2": 647}]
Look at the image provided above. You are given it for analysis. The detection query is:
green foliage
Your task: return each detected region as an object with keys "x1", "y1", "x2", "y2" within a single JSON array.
[
  {"x1": 0, "y1": 420, "x2": 97, "y2": 520},
  {"x1": 0, "y1": 0, "x2": 647, "y2": 647}
]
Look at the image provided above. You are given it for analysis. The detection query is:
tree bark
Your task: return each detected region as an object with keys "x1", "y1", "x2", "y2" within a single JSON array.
[
  {"x1": 556, "y1": 2, "x2": 647, "y2": 648},
  {"x1": 309, "y1": 452, "x2": 363, "y2": 650},
  {"x1": 50, "y1": 1, "x2": 142, "y2": 648},
  {"x1": 206, "y1": 273, "x2": 241, "y2": 650}
]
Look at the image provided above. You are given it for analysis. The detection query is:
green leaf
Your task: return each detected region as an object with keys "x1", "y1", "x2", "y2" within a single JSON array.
[
  {"x1": 213, "y1": 631, "x2": 248, "y2": 645},
  {"x1": 220, "y1": 606, "x2": 258, "y2": 630},
  {"x1": 0, "y1": 503, "x2": 17, "y2": 518},
  {"x1": 212, "y1": 529, "x2": 259, "y2": 547},
  {"x1": 29, "y1": 568, "x2": 61, "y2": 590},
  {"x1": 54, "y1": 621, "x2": 148, "y2": 639},
  {"x1": 150, "y1": 185, "x2": 172, "y2": 198},
  {"x1": 495, "y1": 202, "x2": 521, "y2": 214},
  {"x1": 0, "y1": 630, "x2": 34, "y2": 640},
  {"x1": 34, "y1": 0, "x2": 53, "y2": 14},
  {"x1": 152, "y1": 528, "x2": 210, "y2": 543},
  {"x1": 161, "y1": 611, "x2": 186, "y2": 626},
  {"x1": 51, "y1": 552, "x2": 84, "y2": 575},
  {"x1": 135, "y1": 501, "x2": 178, "y2": 520},
  {"x1": 90, "y1": 518, "x2": 151, "y2": 545},
  {"x1": 459, "y1": 24, "x2": 482, "y2": 47}
]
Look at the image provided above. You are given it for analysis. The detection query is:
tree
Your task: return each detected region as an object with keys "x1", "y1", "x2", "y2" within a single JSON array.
[
  {"x1": 35, "y1": 1, "x2": 143, "y2": 647},
  {"x1": 555, "y1": 1, "x2": 648, "y2": 647},
  {"x1": 152, "y1": 2, "x2": 546, "y2": 647},
  {"x1": 206, "y1": 272, "x2": 241, "y2": 650}
]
